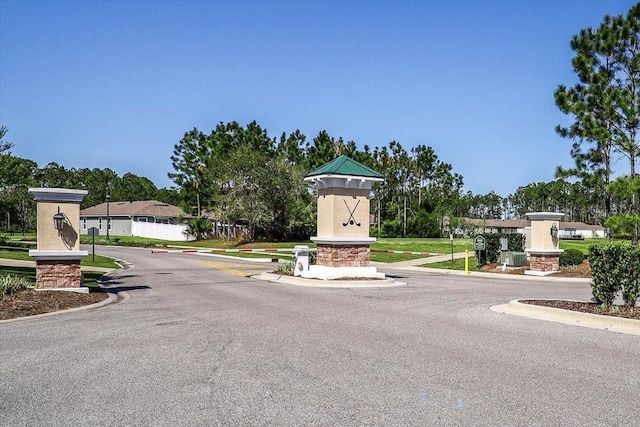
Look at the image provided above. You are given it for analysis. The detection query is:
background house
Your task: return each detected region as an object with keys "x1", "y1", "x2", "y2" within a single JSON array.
[
  {"x1": 558, "y1": 221, "x2": 607, "y2": 239},
  {"x1": 80, "y1": 200, "x2": 194, "y2": 241},
  {"x1": 447, "y1": 217, "x2": 607, "y2": 249}
]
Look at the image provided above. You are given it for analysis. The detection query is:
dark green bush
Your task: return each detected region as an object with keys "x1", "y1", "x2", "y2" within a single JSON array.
[
  {"x1": 380, "y1": 219, "x2": 402, "y2": 238},
  {"x1": 406, "y1": 211, "x2": 440, "y2": 238},
  {"x1": 588, "y1": 244, "x2": 640, "y2": 306},
  {"x1": 559, "y1": 249, "x2": 584, "y2": 267},
  {"x1": 618, "y1": 246, "x2": 640, "y2": 307}
]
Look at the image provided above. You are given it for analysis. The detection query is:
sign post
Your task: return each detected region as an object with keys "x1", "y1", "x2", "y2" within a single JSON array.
[
  {"x1": 465, "y1": 249, "x2": 469, "y2": 274},
  {"x1": 88, "y1": 227, "x2": 99, "y2": 262},
  {"x1": 450, "y1": 233, "x2": 454, "y2": 262},
  {"x1": 474, "y1": 235, "x2": 486, "y2": 267}
]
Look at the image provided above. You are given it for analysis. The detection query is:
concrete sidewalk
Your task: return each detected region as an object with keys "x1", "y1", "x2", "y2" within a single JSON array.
[
  {"x1": 372, "y1": 251, "x2": 591, "y2": 283},
  {"x1": 372, "y1": 250, "x2": 473, "y2": 269}
]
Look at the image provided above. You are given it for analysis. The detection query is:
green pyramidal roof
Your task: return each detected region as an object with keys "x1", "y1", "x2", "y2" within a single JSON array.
[{"x1": 305, "y1": 155, "x2": 385, "y2": 179}]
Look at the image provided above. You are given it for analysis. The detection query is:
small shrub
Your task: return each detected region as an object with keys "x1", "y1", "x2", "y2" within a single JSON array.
[
  {"x1": 618, "y1": 245, "x2": 640, "y2": 307},
  {"x1": 589, "y1": 245, "x2": 622, "y2": 306},
  {"x1": 276, "y1": 262, "x2": 294, "y2": 276},
  {"x1": 560, "y1": 249, "x2": 584, "y2": 267},
  {"x1": 0, "y1": 274, "x2": 35, "y2": 298},
  {"x1": 587, "y1": 244, "x2": 640, "y2": 306}
]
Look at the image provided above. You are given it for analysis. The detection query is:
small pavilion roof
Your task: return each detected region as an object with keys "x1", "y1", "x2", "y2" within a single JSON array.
[{"x1": 305, "y1": 155, "x2": 384, "y2": 180}]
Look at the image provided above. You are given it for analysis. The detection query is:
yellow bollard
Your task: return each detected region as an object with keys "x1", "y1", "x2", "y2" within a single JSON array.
[{"x1": 465, "y1": 249, "x2": 469, "y2": 274}]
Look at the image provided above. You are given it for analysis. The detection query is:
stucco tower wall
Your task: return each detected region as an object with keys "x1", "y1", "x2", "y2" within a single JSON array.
[
  {"x1": 525, "y1": 212, "x2": 564, "y2": 251},
  {"x1": 317, "y1": 187, "x2": 371, "y2": 238},
  {"x1": 36, "y1": 201, "x2": 82, "y2": 251},
  {"x1": 29, "y1": 188, "x2": 88, "y2": 289}
]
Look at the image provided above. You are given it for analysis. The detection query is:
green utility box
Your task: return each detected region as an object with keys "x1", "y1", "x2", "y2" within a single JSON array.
[{"x1": 500, "y1": 251, "x2": 527, "y2": 267}]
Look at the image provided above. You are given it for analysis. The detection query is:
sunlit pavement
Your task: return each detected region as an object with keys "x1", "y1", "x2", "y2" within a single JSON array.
[{"x1": 1, "y1": 246, "x2": 638, "y2": 426}]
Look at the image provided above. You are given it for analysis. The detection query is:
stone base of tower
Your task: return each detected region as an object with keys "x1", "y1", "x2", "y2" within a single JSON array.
[
  {"x1": 29, "y1": 250, "x2": 89, "y2": 292},
  {"x1": 524, "y1": 249, "x2": 563, "y2": 277},
  {"x1": 305, "y1": 238, "x2": 384, "y2": 280},
  {"x1": 316, "y1": 243, "x2": 371, "y2": 267}
]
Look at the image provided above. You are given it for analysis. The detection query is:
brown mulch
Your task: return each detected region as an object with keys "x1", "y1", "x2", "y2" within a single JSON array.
[
  {"x1": 478, "y1": 260, "x2": 640, "y2": 320},
  {"x1": 0, "y1": 290, "x2": 108, "y2": 320},
  {"x1": 522, "y1": 299, "x2": 640, "y2": 320}
]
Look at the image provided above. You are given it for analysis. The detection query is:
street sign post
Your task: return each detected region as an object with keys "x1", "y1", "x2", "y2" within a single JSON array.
[
  {"x1": 88, "y1": 227, "x2": 99, "y2": 262},
  {"x1": 450, "y1": 233, "x2": 454, "y2": 262},
  {"x1": 474, "y1": 235, "x2": 486, "y2": 267}
]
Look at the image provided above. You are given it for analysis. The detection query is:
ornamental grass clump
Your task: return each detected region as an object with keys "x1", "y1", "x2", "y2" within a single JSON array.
[
  {"x1": 0, "y1": 274, "x2": 35, "y2": 298},
  {"x1": 276, "y1": 261, "x2": 294, "y2": 276}
]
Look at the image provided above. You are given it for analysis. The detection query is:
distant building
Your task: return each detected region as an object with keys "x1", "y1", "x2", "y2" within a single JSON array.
[
  {"x1": 450, "y1": 218, "x2": 606, "y2": 239},
  {"x1": 80, "y1": 200, "x2": 194, "y2": 241}
]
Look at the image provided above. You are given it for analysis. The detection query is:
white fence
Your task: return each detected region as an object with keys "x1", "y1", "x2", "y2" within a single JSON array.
[{"x1": 131, "y1": 221, "x2": 194, "y2": 241}]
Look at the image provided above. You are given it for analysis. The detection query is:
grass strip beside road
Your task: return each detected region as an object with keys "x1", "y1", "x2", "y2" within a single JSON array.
[
  {"x1": 422, "y1": 256, "x2": 481, "y2": 272},
  {"x1": 0, "y1": 266, "x2": 106, "y2": 288},
  {"x1": 210, "y1": 252, "x2": 291, "y2": 261},
  {"x1": 370, "y1": 252, "x2": 430, "y2": 263},
  {"x1": 371, "y1": 238, "x2": 474, "y2": 254},
  {"x1": 0, "y1": 249, "x2": 120, "y2": 269}
]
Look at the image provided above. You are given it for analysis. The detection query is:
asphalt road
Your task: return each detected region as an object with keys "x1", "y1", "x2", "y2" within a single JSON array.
[{"x1": 1, "y1": 246, "x2": 638, "y2": 426}]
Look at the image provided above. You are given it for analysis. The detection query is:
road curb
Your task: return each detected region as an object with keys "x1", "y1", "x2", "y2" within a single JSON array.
[
  {"x1": 391, "y1": 265, "x2": 592, "y2": 283},
  {"x1": 490, "y1": 299, "x2": 640, "y2": 336},
  {"x1": 254, "y1": 272, "x2": 407, "y2": 288},
  {"x1": 0, "y1": 271, "x2": 129, "y2": 325}
]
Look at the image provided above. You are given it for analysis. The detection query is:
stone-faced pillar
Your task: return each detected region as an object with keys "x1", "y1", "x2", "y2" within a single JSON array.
[
  {"x1": 303, "y1": 155, "x2": 385, "y2": 280},
  {"x1": 28, "y1": 188, "x2": 88, "y2": 289},
  {"x1": 524, "y1": 212, "x2": 564, "y2": 276}
]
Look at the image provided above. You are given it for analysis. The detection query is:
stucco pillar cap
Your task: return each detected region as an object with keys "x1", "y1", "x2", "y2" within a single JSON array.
[
  {"x1": 29, "y1": 188, "x2": 88, "y2": 202},
  {"x1": 525, "y1": 212, "x2": 564, "y2": 221}
]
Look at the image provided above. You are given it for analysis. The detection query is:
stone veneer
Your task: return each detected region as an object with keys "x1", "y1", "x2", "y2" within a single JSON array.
[
  {"x1": 316, "y1": 244, "x2": 370, "y2": 267},
  {"x1": 35, "y1": 260, "x2": 82, "y2": 289},
  {"x1": 528, "y1": 254, "x2": 560, "y2": 272}
]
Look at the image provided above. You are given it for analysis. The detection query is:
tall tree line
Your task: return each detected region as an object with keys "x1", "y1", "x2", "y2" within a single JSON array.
[
  {"x1": 555, "y1": 3, "x2": 640, "y2": 243},
  {"x1": 169, "y1": 121, "x2": 468, "y2": 240},
  {"x1": 0, "y1": 126, "x2": 179, "y2": 233}
]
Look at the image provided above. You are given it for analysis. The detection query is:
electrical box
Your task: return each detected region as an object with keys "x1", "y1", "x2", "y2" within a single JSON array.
[
  {"x1": 293, "y1": 245, "x2": 309, "y2": 276},
  {"x1": 500, "y1": 251, "x2": 527, "y2": 267}
]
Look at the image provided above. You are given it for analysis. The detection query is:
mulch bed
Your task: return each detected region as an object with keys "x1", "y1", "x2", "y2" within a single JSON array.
[
  {"x1": 0, "y1": 290, "x2": 108, "y2": 320},
  {"x1": 481, "y1": 260, "x2": 592, "y2": 278},
  {"x1": 522, "y1": 299, "x2": 640, "y2": 320}
]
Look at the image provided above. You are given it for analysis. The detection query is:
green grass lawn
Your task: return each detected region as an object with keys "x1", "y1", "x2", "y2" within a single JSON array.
[
  {"x1": 0, "y1": 232, "x2": 37, "y2": 242},
  {"x1": 423, "y1": 256, "x2": 481, "y2": 271},
  {"x1": 559, "y1": 239, "x2": 606, "y2": 254},
  {"x1": 369, "y1": 252, "x2": 430, "y2": 263},
  {"x1": 172, "y1": 240, "x2": 316, "y2": 249},
  {"x1": 0, "y1": 248, "x2": 120, "y2": 269},
  {"x1": 80, "y1": 234, "x2": 171, "y2": 247},
  {"x1": 371, "y1": 238, "x2": 474, "y2": 254},
  {"x1": 213, "y1": 251, "x2": 292, "y2": 261},
  {"x1": 0, "y1": 265, "x2": 106, "y2": 288}
]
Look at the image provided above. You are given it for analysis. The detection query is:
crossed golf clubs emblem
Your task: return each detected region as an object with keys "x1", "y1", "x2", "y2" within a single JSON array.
[{"x1": 343, "y1": 199, "x2": 361, "y2": 227}]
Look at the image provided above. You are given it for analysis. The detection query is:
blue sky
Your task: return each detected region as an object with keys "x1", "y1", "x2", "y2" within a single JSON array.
[{"x1": 1, "y1": 0, "x2": 636, "y2": 196}]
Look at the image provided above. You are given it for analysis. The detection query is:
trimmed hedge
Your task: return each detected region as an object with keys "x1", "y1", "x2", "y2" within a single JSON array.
[
  {"x1": 588, "y1": 244, "x2": 640, "y2": 307},
  {"x1": 475, "y1": 233, "x2": 525, "y2": 265},
  {"x1": 559, "y1": 249, "x2": 584, "y2": 267}
]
